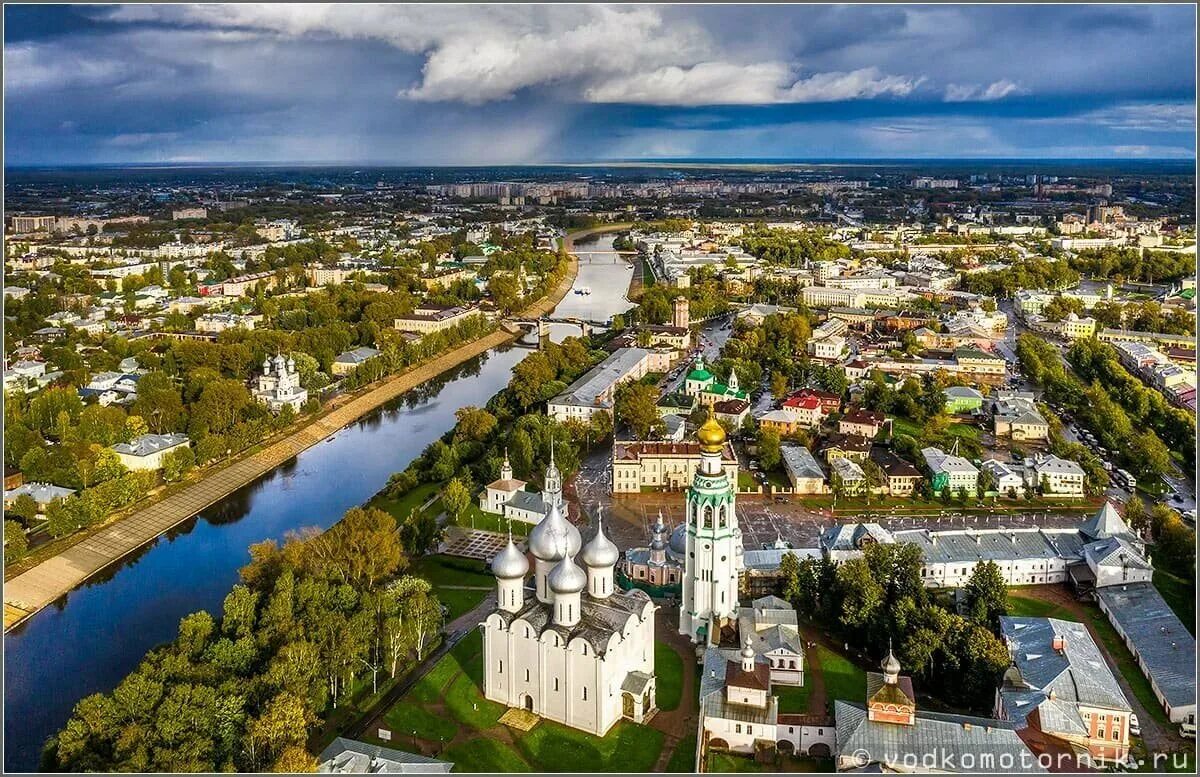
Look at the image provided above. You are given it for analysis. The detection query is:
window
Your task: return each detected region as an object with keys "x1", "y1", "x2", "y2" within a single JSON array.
[
  {"x1": 525, "y1": 669, "x2": 530, "y2": 682},
  {"x1": 498, "y1": 660, "x2": 504, "y2": 674},
  {"x1": 582, "y1": 687, "x2": 588, "y2": 701},
  {"x1": 1112, "y1": 730, "x2": 1119, "y2": 741},
  {"x1": 554, "y1": 678, "x2": 560, "y2": 691},
  {"x1": 735, "y1": 724, "x2": 742, "y2": 734}
]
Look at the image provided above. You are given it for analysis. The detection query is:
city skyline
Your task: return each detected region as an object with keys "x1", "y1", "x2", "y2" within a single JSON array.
[{"x1": 5, "y1": 3, "x2": 1197, "y2": 165}]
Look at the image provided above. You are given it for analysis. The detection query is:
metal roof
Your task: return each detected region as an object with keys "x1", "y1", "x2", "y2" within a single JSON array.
[
  {"x1": 835, "y1": 701, "x2": 1044, "y2": 773},
  {"x1": 1000, "y1": 616, "x2": 1130, "y2": 718},
  {"x1": 1095, "y1": 583, "x2": 1196, "y2": 710}
]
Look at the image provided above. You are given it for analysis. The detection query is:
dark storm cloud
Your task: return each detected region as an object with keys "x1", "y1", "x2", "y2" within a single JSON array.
[{"x1": 4, "y1": 4, "x2": 1195, "y2": 164}]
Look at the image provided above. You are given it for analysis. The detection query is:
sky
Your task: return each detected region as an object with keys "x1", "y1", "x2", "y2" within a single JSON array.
[{"x1": 4, "y1": 3, "x2": 1197, "y2": 165}]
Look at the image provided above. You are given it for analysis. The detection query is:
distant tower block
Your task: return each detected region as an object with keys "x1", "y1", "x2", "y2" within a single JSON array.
[{"x1": 673, "y1": 296, "x2": 690, "y2": 329}]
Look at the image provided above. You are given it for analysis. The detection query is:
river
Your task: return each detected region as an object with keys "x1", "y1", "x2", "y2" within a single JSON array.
[{"x1": 3, "y1": 235, "x2": 633, "y2": 772}]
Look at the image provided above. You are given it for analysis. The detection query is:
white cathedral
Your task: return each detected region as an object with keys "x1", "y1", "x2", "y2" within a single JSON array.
[
  {"x1": 679, "y1": 410, "x2": 745, "y2": 643},
  {"x1": 252, "y1": 354, "x2": 308, "y2": 414},
  {"x1": 482, "y1": 501, "x2": 658, "y2": 736}
]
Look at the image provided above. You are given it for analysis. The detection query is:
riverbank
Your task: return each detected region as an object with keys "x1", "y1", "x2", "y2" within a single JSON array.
[{"x1": 3, "y1": 249, "x2": 581, "y2": 633}]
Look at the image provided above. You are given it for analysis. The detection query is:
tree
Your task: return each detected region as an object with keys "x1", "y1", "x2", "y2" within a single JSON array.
[
  {"x1": 442, "y1": 478, "x2": 471, "y2": 524},
  {"x1": 132, "y1": 372, "x2": 186, "y2": 434},
  {"x1": 4, "y1": 520, "x2": 28, "y2": 563},
  {"x1": 615, "y1": 382, "x2": 664, "y2": 440},
  {"x1": 835, "y1": 557, "x2": 885, "y2": 631},
  {"x1": 770, "y1": 371, "x2": 789, "y2": 402},
  {"x1": 8, "y1": 494, "x2": 39, "y2": 524},
  {"x1": 963, "y1": 561, "x2": 1008, "y2": 626},
  {"x1": 758, "y1": 428, "x2": 782, "y2": 471},
  {"x1": 162, "y1": 446, "x2": 197, "y2": 483},
  {"x1": 191, "y1": 379, "x2": 252, "y2": 435},
  {"x1": 488, "y1": 272, "x2": 521, "y2": 314}
]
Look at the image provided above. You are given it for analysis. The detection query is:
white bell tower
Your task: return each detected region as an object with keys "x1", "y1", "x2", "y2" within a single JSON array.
[{"x1": 679, "y1": 408, "x2": 742, "y2": 643}]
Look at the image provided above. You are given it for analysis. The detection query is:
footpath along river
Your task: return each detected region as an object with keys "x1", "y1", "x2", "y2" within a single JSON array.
[{"x1": 2, "y1": 235, "x2": 634, "y2": 772}]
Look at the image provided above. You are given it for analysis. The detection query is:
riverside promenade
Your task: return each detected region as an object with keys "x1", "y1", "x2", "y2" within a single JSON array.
[{"x1": 4, "y1": 248, "x2": 586, "y2": 632}]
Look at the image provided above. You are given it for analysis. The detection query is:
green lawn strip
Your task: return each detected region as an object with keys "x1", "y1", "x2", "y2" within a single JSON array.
[
  {"x1": 1151, "y1": 566, "x2": 1196, "y2": 631},
  {"x1": 406, "y1": 651, "x2": 464, "y2": 705},
  {"x1": 380, "y1": 700, "x2": 459, "y2": 743},
  {"x1": 373, "y1": 482, "x2": 440, "y2": 522},
  {"x1": 774, "y1": 683, "x2": 811, "y2": 714},
  {"x1": 707, "y1": 752, "x2": 767, "y2": 772},
  {"x1": 444, "y1": 738, "x2": 532, "y2": 772},
  {"x1": 665, "y1": 734, "x2": 698, "y2": 772},
  {"x1": 409, "y1": 554, "x2": 494, "y2": 588},
  {"x1": 444, "y1": 672, "x2": 506, "y2": 729},
  {"x1": 1006, "y1": 593, "x2": 1071, "y2": 620},
  {"x1": 654, "y1": 641, "x2": 685, "y2": 711},
  {"x1": 453, "y1": 503, "x2": 531, "y2": 536},
  {"x1": 516, "y1": 719, "x2": 664, "y2": 772},
  {"x1": 437, "y1": 588, "x2": 489, "y2": 622},
  {"x1": 818, "y1": 645, "x2": 866, "y2": 707}
]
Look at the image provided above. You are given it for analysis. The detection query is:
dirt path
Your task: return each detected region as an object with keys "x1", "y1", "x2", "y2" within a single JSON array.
[{"x1": 650, "y1": 607, "x2": 701, "y2": 771}]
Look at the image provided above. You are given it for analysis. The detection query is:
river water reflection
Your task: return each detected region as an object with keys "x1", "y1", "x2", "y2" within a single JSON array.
[{"x1": 3, "y1": 235, "x2": 632, "y2": 771}]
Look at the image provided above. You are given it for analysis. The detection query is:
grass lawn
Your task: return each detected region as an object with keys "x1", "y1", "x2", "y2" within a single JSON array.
[
  {"x1": 409, "y1": 555, "x2": 493, "y2": 588},
  {"x1": 891, "y1": 416, "x2": 980, "y2": 442},
  {"x1": 1152, "y1": 566, "x2": 1195, "y2": 632},
  {"x1": 381, "y1": 700, "x2": 459, "y2": 743},
  {"x1": 439, "y1": 588, "x2": 489, "y2": 621},
  {"x1": 817, "y1": 645, "x2": 866, "y2": 707},
  {"x1": 452, "y1": 503, "x2": 530, "y2": 536},
  {"x1": 737, "y1": 471, "x2": 758, "y2": 490},
  {"x1": 774, "y1": 683, "x2": 811, "y2": 714},
  {"x1": 654, "y1": 641, "x2": 685, "y2": 711},
  {"x1": 516, "y1": 719, "x2": 665, "y2": 772},
  {"x1": 374, "y1": 482, "x2": 440, "y2": 522},
  {"x1": 443, "y1": 738, "x2": 531, "y2": 772},
  {"x1": 444, "y1": 672, "x2": 506, "y2": 729},
  {"x1": 406, "y1": 646, "x2": 468, "y2": 704},
  {"x1": 1006, "y1": 592, "x2": 1072, "y2": 620},
  {"x1": 708, "y1": 752, "x2": 768, "y2": 772},
  {"x1": 665, "y1": 734, "x2": 697, "y2": 772}
]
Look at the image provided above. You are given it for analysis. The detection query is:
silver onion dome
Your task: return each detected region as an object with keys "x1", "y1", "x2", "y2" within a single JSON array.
[
  {"x1": 490, "y1": 539, "x2": 529, "y2": 579},
  {"x1": 580, "y1": 512, "x2": 619, "y2": 568},
  {"x1": 547, "y1": 555, "x2": 587, "y2": 594},
  {"x1": 529, "y1": 503, "x2": 581, "y2": 561}
]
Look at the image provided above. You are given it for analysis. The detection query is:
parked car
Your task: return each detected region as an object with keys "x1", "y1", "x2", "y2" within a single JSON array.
[
  {"x1": 1129, "y1": 714, "x2": 1140, "y2": 737},
  {"x1": 1180, "y1": 721, "x2": 1196, "y2": 740}
]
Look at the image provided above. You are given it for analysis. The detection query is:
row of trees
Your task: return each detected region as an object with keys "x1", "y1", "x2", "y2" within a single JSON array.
[
  {"x1": 960, "y1": 256, "x2": 1080, "y2": 298},
  {"x1": 1066, "y1": 338, "x2": 1195, "y2": 469},
  {"x1": 1067, "y1": 247, "x2": 1194, "y2": 284},
  {"x1": 739, "y1": 227, "x2": 851, "y2": 266},
  {"x1": 779, "y1": 545, "x2": 1012, "y2": 711},
  {"x1": 1017, "y1": 334, "x2": 1175, "y2": 478},
  {"x1": 49, "y1": 507, "x2": 443, "y2": 773}
]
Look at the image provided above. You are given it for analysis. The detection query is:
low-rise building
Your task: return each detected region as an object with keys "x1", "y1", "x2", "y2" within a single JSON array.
[
  {"x1": 393, "y1": 304, "x2": 482, "y2": 335},
  {"x1": 829, "y1": 456, "x2": 867, "y2": 496},
  {"x1": 991, "y1": 391, "x2": 1048, "y2": 441},
  {"x1": 838, "y1": 409, "x2": 887, "y2": 439},
  {"x1": 3, "y1": 482, "x2": 76, "y2": 512},
  {"x1": 112, "y1": 433, "x2": 190, "y2": 471},
  {"x1": 997, "y1": 616, "x2": 1132, "y2": 762},
  {"x1": 549, "y1": 348, "x2": 669, "y2": 424},
  {"x1": 611, "y1": 440, "x2": 738, "y2": 493},
  {"x1": 1028, "y1": 454, "x2": 1086, "y2": 497},
  {"x1": 869, "y1": 447, "x2": 922, "y2": 496},
  {"x1": 780, "y1": 445, "x2": 827, "y2": 494},
  {"x1": 318, "y1": 737, "x2": 453, "y2": 773},
  {"x1": 943, "y1": 386, "x2": 985, "y2": 414},
  {"x1": 332, "y1": 346, "x2": 382, "y2": 376},
  {"x1": 922, "y1": 446, "x2": 979, "y2": 496}
]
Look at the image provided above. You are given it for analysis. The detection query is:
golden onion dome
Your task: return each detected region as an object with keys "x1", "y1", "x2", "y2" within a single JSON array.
[{"x1": 696, "y1": 408, "x2": 726, "y2": 452}]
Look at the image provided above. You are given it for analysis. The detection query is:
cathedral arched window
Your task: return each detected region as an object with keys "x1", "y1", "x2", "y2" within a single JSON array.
[
  {"x1": 718, "y1": 506, "x2": 727, "y2": 528},
  {"x1": 702, "y1": 505, "x2": 713, "y2": 528}
]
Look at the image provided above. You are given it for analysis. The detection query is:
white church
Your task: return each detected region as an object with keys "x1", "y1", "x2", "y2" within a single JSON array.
[
  {"x1": 478, "y1": 446, "x2": 565, "y2": 525},
  {"x1": 252, "y1": 354, "x2": 308, "y2": 413},
  {"x1": 481, "y1": 502, "x2": 659, "y2": 736}
]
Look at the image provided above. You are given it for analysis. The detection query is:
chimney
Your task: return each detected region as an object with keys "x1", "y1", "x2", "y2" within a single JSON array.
[{"x1": 1052, "y1": 635, "x2": 1066, "y2": 653}]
